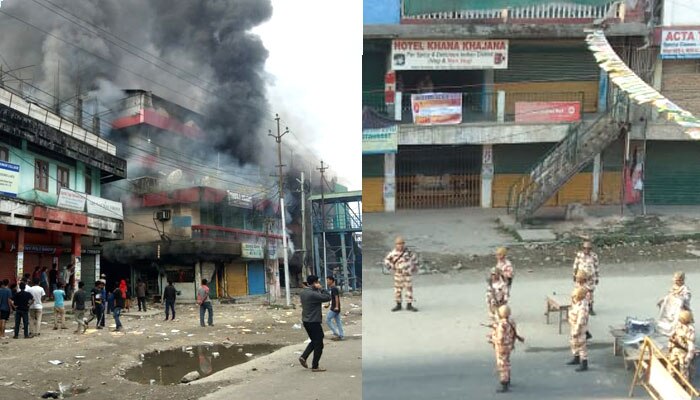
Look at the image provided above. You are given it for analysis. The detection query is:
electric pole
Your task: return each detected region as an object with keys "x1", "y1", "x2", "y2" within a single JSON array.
[
  {"x1": 317, "y1": 161, "x2": 328, "y2": 289},
  {"x1": 297, "y1": 172, "x2": 308, "y2": 278},
  {"x1": 269, "y1": 114, "x2": 291, "y2": 307}
]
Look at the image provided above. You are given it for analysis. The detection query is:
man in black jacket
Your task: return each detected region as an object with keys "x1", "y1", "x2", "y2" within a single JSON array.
[
  {"x1": 298, "y1": 275, "x2": 332, "y2": 372},
  {"x1": 162, "y1": 280, "x2": 177, "y2": 321}
]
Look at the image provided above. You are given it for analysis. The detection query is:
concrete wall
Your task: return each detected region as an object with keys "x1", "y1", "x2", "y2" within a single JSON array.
[
  {"x1": 398, "y1": 123, "x2": 570, "y2": 145},
  {"x1": 364, "y1": 0, "x2": 400, "y2": 25},
  {"x1": 662, "y1": 0, "x2": 700, "y2": 26},
  {"x1": 123, "y1": 204, "x2": 201, "y2": 242}
]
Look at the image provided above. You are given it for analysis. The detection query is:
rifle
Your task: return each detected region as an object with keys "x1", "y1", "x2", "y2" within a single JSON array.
[{"x1": 480, "y1": 322, "x2": 525, "y2": 343}]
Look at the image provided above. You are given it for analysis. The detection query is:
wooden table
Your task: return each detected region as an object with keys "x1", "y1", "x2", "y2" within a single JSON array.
[
  {"x1": 545, "y1": 294, "x2": 571, "y2": 334},
  {"x1": 609, "y1": 325, "x2": 626, "y2": 356}
]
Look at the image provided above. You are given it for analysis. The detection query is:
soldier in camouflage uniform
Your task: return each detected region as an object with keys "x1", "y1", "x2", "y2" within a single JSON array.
[
  {"x1": 489, "y1": 305, "x2": 518, "y2": 393},
  {"x1": 658, "y1": 271, "x2": 691, "y2": 311},
  {"x1": 384, "y1": 236, "x2": 419, "y2": 312},
  {"x1": 668, "y1": 310, "x2": 696, "y2": 380},
  {"x1": 495, "y1": 247, "x2": 514, "y2": 289},
  {"x1": 572, "y1": 240, "x2": 599, "y2": 315},
  {"x1": 566, "y1": 287, "x2": 590, "y2": 372},
  {"x1": 486, "y1": 268, "x2": 509, "y2": 320}
]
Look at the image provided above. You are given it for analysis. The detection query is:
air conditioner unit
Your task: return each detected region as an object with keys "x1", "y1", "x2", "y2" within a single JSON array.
[{"x1": 156, "y1": 210, "x2": 171, "y2": 222}]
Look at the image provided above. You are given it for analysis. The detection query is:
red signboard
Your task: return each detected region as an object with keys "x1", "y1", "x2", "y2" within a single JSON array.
[{"x1": 514, "y1": 102, "x2": 581, "y2": 123}]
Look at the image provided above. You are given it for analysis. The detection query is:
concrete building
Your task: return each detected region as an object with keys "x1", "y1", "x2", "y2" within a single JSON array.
[
  {"x1": 0, "y1": 84, "x2": 127, "y2": 287},
  {"x1": 363, "y1": 0, "x2": 658, "y2": 215},
  {"x1": 101, "y1": 90, "x2": 285, "y2": 301}
]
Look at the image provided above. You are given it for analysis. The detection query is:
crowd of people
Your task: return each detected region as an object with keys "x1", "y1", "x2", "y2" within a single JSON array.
[{"x1": 382, "y1": 235, "x2": 698, "y2": 393}]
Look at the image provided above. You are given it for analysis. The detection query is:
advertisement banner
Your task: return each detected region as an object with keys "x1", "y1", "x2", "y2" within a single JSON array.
[
  {"x1": 391, "y1": 39, "x2": 508, "y2": 70},
  {"x1": 0, "y1": 161, "x2": 19, "y2": 197},
  {"x1": 514, "y1": 102, "x2": 581, "y2": 123},
  {"x1": 57, "y1": 187, "x2": 87, "y2": 212},
  {"x1": 411, "y1": 93, "x2": 462, "y2": 125},
  {"x1": 86, "y1": 194, "x2": 124, "y2": 219},
  {"x1": 242, "y1": 243, "x2": 264, "y2": 259},
  {"x1": 660, "y1": 29, "x2": 700, "y2": 59},
  {"x1": 227, "y1": 191, "x2": 253, "y2": 209},
  {"x1": 362, "y1": 126, "x2": 398, "y2": 154}
]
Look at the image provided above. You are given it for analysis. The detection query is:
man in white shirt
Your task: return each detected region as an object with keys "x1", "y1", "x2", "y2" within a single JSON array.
[{"x1": 26, "y1": 278, "x2": 45, "y2": 337}]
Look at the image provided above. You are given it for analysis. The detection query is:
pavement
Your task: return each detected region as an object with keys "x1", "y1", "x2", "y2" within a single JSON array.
[
  {"x1": 197, "y1": 322, "x2": 362, "y2": 400},
  {"x1": 362, "y1": 260, "x2": 695, "y2": 400}
]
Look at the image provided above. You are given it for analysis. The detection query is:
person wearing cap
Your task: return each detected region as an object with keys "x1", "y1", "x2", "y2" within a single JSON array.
[
  {"x1": 658, "y1": 271, "x2": 691, "y2": 311},
  {"x1": 299, "y1": 275, "x2": 332, "y2": 372},
  {"x1": 486, "y1": 268, "x2": 509, "y2": 320},
  {"x1": 489, "y1": 305, "x2": 518, "y2": 393},
  {"x1": 384, "y1": 236, "x2": 420, "y2": 312},
  {"x1": 572, "y1": 240, "x2": 599, "y2": 315},
  {"x1": 495, "y1": 247, "x2": 514, "y2": 289},
  {"x1": 567, "y1": 287, "x2": 590, "y2": 372},
  {"x1": 668, "y1": 309, "x2": 696, "y2": 379}
]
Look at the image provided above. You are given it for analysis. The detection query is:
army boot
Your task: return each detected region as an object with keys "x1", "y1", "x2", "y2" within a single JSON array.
[
  {"x1": 406, "y1": 303, "x2": 418, "y2": 312},
  {"x1": 576, "y1": 359, "x2": 588, "y2": 372},
  {"x1": 586, "y1": 331, "x2": 593, "y2": 340},
  {"x1": 496, "y1": 381, "x2": 509, "y2": 393},
  {"x1": 566, "y1": 355, "x2": 581, "y2": 365},
  {"x1": 391, "y1": 303, "x2": 402, "y2": 312}
]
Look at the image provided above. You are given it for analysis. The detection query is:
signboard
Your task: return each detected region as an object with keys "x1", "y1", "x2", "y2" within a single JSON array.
[
  {"x1": 514, "y1": 102, "x2": 581, "y2": 123},
  {"x1": 242, "y1": 243, "x2": 264, "y2": 259},
  {"x1": 0, "y1": 161, "x2": 19, "y2": 197},
  {"x1": 57, "y1": 188, "x2": 87, "y2": 212},
  {"x1": 227, "y1": 191, "x2": 253, "y2": 209},
  {"x1": 16, "y1": 251, "x2": 23, "y2": 278},
  {"x1": 86, "y1": 194, "x2": 123, "y2": 219},
  {"x1": 362, "y1": 125, "x2": 398, "y2": 154},
  {"x1": 661, "y1": 29, "x2": 700, "y2": 59},
  {"x1": 391, "y1": 39, "x2": 508, "y2": 70},
  {"x1": 411, "y1": 93, "x2": 462, "y2": 125},
  {"x1": 267, "y1": 244, "x2": 278, "y2": 259}
]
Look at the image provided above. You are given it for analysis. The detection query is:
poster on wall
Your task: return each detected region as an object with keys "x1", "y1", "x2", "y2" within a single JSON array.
[
  {"x1": 660, "y1": 29, "x2": 700, "y2": 59},
  {"x1": 411, "y1": 93, "x2": 462, "y2": 125},
  {"x1": 0, "y1": 161, "x2": 19, "y2": 197},
  {"x1": 362, "y1": 125, "x2": 398, "y2": 154},
  {"x1": 391, "y1": 39, "x2": 508, "y2": 70},
  {"x1": 514, "y1": 102, "x2": 581, "y2": 123}
]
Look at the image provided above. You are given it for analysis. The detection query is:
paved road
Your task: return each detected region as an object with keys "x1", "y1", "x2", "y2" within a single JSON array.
[{"x1": 362, "y1": 261, "x2": 698, "y2": 400}]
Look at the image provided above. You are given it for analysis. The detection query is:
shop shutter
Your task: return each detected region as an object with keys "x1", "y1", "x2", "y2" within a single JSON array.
[
  {"x1": 646, "y1": 141, "x2": 700, "y2": 205},
  {"x1": 495, "y1": 42, "x2": 599, "y2": 83}
]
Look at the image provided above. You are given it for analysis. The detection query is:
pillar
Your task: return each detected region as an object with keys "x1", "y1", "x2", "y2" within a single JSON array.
[
  {"x1": 394, "y1": 92, "x2": 403, "y2": 121},
  {"x1": 16, "y1": 227, "x2": 25, "y2": 281},
  {"x1": 481, "y1": 145, "x2": 494, "y2": 208},
  {"x1": 340, "y1": 233, "x2": 349, "y2": 292},
  {"x1": 71, "y1": 233, "x2": 81, "y2": 291},
  {"x1": 598, "y1": 69, "x2": 608, "y2": 113},
  {"x1": 384, "y1": 153, "x2": 396, "y2": 212},
  {"x1": 497, "y1": 91, "x2": 506, "y2": 123},
  {"x1": 592, "y1": 153, "x2": 602, "y2": 203}
]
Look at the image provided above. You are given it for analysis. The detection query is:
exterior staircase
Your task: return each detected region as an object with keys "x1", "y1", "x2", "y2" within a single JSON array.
[{"x1": 507, "y1": 111, "x2": 622, "y2": 222}]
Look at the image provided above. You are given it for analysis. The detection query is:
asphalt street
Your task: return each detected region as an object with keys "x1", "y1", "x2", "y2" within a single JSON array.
[{"x1": 362, "y1": 260, "x2": 697, "y2": 400}]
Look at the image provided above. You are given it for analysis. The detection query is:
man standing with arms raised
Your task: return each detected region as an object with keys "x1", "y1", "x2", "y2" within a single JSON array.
[{"x1": 299, "y1": 275, "x2": 332, "y2": 372}]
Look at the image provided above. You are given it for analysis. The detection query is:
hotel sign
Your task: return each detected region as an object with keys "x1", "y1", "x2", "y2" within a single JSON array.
[{"x1": 391, "y1": 39, "x2": 508, "y2": 70}]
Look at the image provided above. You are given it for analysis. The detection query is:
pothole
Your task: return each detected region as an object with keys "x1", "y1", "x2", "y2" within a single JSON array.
[{"x1": 124, "y1": 343, "x2": 282, "y2": 385}]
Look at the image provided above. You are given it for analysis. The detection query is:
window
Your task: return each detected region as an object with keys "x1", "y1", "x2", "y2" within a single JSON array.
[
  {"x1": 35, "y1": 159, "x2": 49, "y2": 192},
  {"x1": 85, "y1": 168, "x2": 92, "y2": 195},
  {"x1": 57, "y1": 166, "x2": 70, "y2": 191},
  {"x1": 0, "y1": 146, "x2": 8, "y2": 162}
]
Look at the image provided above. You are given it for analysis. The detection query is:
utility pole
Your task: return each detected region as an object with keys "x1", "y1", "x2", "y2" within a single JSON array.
[
  {"x1": 269, "y1": 114, "x2": 291, "y2": 307},
  {"x1": 297, "y1": 172, "x2": 308, "y2": 277},
  {"x1": 263, "y1": 217, "x2": 277, "y2": 304},
  {"x1": 317, "y1": 161, "x2": 329, "y2": 289}
]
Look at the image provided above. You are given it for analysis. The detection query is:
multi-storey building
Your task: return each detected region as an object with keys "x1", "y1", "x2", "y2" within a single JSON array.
[
  {"x1": 0, "y1": 84, "x2": 126, "y2": 287},
  {"x1": 363, "y1": 0, "x2": 656, "y2": 217}
]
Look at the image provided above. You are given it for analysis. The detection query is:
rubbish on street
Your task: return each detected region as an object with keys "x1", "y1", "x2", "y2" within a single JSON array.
[{"x1": 48, "y1": 360, "x2": 63, "y2": 365}]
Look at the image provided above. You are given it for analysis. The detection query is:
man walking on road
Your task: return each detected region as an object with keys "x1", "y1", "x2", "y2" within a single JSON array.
[
  {"x1": 136, "y1": 279, "x2": 147, "y2": 312},
  {"x1": 163, "y1": 280, "x2": 177, "y2": 321},
  {"x1": 490, "y1": 305, "x2": 519, "y2": 393},
  {"x1": 11, "y1": 282, "x2": 33, "y2": 339},
  {"x1": 384, "y1": 236, "x2": 419, "y2": 312},
  {"x1": 495, "y1": 247, "x2": 514, "y2": 289},
  {"x1": 573, "y1": 240, "x2": 599, "y2": 315},
  {"x1": 86, "y1": 281, "x2": 105, "y2": 329},
  {"x1": 325, "y1": 276, "x2": 344, "y2": 341},
  {"x1": 299, "y1": 275, "x2": 332, "y2": 372},
  {"x1": 567, "y1": 287, "x2": 590, "y2": 372},
  {"x1": 0, "y1": 279, "x2": 11, "y2": 339},
  {"x1": 197, "y1": 279, "x2": 213, "y2": 327},
  {"x1": 72, "y1": 282, "x2": 87, "y2": 334},
  {"x1": 52, "y1": 282, "x2": 67, "y2": 330},
  {"x1": 112, "y1": 283, "x2": 125, "y2": 332},
  {"x1": 26, "y1": 278, "x2": 45, "y2": 337}
]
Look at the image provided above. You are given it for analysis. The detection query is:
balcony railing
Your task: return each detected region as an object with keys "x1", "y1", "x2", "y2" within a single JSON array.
[
  {"x1": 364, "y1": 90, "x2": 589, "y2": 125},
  {"x1": 401, "y1": 0, "x2": 623, "y2": 23},
  {"x1": 191, "y1": 225, "x2": 283, "y2": 243}
]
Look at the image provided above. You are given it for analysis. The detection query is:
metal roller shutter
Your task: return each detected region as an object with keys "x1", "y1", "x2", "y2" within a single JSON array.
[
  {"x1": 495, "y1": 41, "x2": 599, "y2": 83},
  {"x1": 646, "y1": 141, "x2": 700, "y2": 205}
]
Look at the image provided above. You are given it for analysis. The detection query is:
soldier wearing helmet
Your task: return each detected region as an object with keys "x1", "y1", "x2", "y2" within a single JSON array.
[
  {"x1": 658, "y1": 271, "x2": 691, "y2": 311},
  {"x1": 489, "y1": 305, "x2": 519, "y2": 393},
  {"x1": 495, "y1": 247, "x2": 514, "y2": 289},
  {"x1": 567, "y1": 287, "x2": 591, "y2": 371},
  {"x1": 486, "y1": 268, "x2": 509, "y2": 319},
  {"x1": 668, "y1": 310, "x2": 696, "y2": 379},
  {"x1": 384, "y1": 236, "x2": 419, "y2": 312},
  {"x1": 572, "y1": 240, "x2": 600, "y2": 315}
]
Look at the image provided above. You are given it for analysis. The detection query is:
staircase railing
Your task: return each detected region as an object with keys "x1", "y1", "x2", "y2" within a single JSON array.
[{"x1": 507, "y1": 109, "x2": 620, "y2": 222}]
